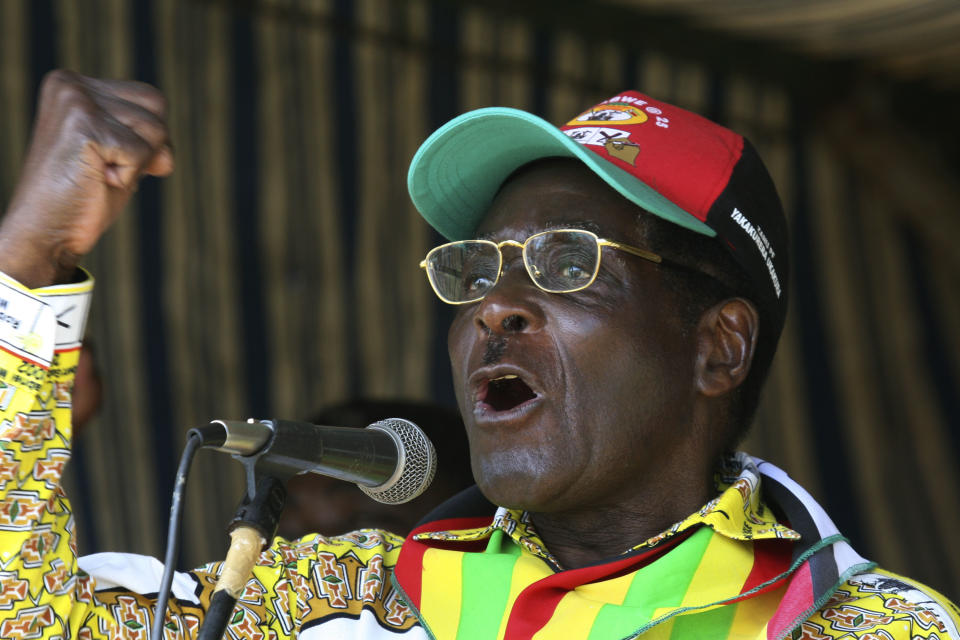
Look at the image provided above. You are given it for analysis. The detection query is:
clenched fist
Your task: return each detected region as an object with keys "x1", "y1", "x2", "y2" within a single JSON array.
[{"x1": 0, "y1": 70, "x2": 173, "y2": 288}]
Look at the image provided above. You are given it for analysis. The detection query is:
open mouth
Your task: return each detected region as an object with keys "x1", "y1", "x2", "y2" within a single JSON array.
[{"x1": 480, "y1": 374, "x2": 538, "y2": 412}]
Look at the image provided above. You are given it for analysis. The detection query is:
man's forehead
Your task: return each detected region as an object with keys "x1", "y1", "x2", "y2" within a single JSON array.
[{"x1": 473, "y1": 159, "x2": 648, "y2": 241}]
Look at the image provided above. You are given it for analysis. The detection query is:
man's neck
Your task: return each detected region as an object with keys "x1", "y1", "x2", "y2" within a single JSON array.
[{"x1": 528, "y1": 470, "x2": 715, "y2": 571}]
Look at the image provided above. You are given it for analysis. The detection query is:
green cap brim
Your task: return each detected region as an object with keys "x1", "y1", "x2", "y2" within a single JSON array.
[{"x1": 407, "y1": 107, "x2": 716, "y2": 240}]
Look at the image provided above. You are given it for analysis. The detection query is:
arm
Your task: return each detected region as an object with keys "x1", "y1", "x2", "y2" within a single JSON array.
[
  {"x1": 0, "y1": 69, "x2": 173, "y2": 637},
  {"x1": 0, "y1": 71, "x2": 423, "y2": 640}
]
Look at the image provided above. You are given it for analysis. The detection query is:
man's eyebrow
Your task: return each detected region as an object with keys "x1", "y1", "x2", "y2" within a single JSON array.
[
  {"x1": 544, "y1": 220, "x2": 603, "y2": 234},
  {"x1": 475, "y1": 220, "x2": 604, "y2": 241}
]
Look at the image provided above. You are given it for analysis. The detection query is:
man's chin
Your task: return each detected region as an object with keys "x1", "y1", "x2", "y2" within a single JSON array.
[{"x1": 473, "y1": 466, "x2": 568, "y2": 513}]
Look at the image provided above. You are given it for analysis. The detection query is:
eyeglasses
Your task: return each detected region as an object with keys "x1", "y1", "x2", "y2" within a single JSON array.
[{"x1": 419, "y1": 228, "x2": 666, "y2": 305}]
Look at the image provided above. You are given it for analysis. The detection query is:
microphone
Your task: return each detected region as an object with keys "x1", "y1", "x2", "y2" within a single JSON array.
[{"x1": 194, "y1": 418, "x2": 437, "y2": 504}]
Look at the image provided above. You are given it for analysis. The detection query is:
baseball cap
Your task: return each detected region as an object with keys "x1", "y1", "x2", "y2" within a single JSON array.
[{"x1": 407, "y1": 91, "x2": 789, "y2": 329}]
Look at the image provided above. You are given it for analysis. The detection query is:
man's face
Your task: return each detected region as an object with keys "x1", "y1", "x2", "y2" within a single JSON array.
[{"x1": 447, "y1": 159, "x2": 703, "y2": 515}]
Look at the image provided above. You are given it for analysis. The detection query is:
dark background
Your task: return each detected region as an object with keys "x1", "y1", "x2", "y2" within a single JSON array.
[{"x1": 0, "y1": 0, "x2": 957, "y2": 597}]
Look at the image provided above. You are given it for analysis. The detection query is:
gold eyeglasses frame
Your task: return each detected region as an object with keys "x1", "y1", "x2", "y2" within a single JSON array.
[{"x1": 418, "y1": 228, "x2": 665, "y2": 305}]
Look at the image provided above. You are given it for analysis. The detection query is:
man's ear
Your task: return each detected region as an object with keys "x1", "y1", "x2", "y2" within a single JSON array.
[{"x1": 694, "y1": 298, "x2": 759, "y2": 397}]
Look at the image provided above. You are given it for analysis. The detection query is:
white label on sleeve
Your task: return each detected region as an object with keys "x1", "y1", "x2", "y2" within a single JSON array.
[
  {"x1": 0, "y1": 281, "x2": 56, "y2": 367},
  {"x1": 42, "y1": 289, "x2": 92, "y2": 350}
]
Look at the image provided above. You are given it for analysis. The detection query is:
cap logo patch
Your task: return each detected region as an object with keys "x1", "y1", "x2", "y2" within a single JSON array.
[
  {"x1": 562, "y1": 101, "x2": 666, "y2": 166},
  {"x1": 604, "y1": 137, "x2": 640, "y2": 165},
  {"x1": 563, "y1": 126, "x2": 631, "y2": 146},
  {"x1": 571, "y1": 105, "x2": 648, "y2": 126},
  {"x1": 562, "y1": 126, "x2": 642, "y2": 165}
]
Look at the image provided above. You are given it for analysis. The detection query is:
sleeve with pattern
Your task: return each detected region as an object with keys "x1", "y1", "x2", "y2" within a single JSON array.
[{"x1": 0, "y1": 270, "x2": 423, "y2": 639}]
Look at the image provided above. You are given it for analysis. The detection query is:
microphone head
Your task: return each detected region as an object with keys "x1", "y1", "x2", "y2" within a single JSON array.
[{"x1": 359, "y1": 418, "x2": 437, "y2": 505}]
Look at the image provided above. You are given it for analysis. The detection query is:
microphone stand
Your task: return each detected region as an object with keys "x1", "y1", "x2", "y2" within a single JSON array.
[
  {"x1": 190, "y1": 416, "x2": 435, "y2": 638},
  {"x1": 196, "y1": 453, "x2": 289, "y2": 639}
]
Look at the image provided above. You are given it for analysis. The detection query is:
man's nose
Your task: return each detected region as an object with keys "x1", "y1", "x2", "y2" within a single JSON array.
[{"x1": 474, "y1": 265, "x2": 545, "y2": 335}]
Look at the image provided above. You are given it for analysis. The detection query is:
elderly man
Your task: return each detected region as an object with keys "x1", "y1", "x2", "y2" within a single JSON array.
[{"x1": 0, "y1": 71, "x2": 955, "y2": 640}]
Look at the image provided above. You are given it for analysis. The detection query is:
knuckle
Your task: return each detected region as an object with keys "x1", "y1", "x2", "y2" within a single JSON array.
[
  {"x1": 137, "y1": 121, "x2": 167, "y2": 148},
  {"x1": 126, "y1": 80, "x2": 167, "y2": 116},
  {"x1": 117, "y1": 128, "x2": 153, "y2": 156},
  {"x1": 41, "y1": 69, "x2": 78, "y2": 90},
  {"x1": 43, "y1": 75, "x2": 94, "y2": 114},
  {"x1": 57, "y1": 99, "x2": 98, "y2": 140},
  {"x1": 150, "y1": 91, "x2": 168, "y2": 116}
]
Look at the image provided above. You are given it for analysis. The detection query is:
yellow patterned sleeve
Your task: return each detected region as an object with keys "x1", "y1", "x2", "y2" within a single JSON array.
[
  {"x1": 0, "y1": 269, "x2": 422, "y2": 639},
  {"x1": 0, "y1": 270, "x2": 96, "y2": 639}
]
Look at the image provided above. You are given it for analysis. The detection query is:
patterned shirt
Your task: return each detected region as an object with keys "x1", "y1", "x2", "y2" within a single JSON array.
[{"x1": 0, "y1": 271, "x2": 957, "y2": 639}]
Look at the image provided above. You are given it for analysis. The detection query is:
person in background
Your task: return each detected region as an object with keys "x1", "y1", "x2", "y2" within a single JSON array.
[{"x1": 71, "y1": 343, "x2": 102, "y2": 435}]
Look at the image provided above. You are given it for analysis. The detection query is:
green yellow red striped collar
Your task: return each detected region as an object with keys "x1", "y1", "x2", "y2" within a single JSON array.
[
  {"x1": 394, "y1": 455, "x2": 874, "y2": 640},
  {"x1": 412, "y1": 453, "x2": 800, "y2": 568}
]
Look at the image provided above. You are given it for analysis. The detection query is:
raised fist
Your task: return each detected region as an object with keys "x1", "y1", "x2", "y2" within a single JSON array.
[{"x1": 0, "y1": 70, "x2": 173, "y2": 288}]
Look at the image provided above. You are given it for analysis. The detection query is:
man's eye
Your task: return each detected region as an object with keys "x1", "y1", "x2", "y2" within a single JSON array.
[
  {"x1": 560, "y1": 263, "x2": 589, "y2": 281},
  {"x1": 464, "y1": 274, "x2": 494, "y2": 293}
]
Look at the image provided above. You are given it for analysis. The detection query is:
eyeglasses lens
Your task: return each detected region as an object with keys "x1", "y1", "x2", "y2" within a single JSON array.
[
  {"x1": 525, "y1": 231, "x2": 600, "y2": 292},
  {"x1": 427, "y1": 242, "x2": 501, "y2": 303}
]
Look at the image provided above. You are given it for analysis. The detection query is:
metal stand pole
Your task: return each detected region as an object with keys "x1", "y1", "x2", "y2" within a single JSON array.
[{"x1": 196, "y1": 475, "x2": 286, "y2": 640}]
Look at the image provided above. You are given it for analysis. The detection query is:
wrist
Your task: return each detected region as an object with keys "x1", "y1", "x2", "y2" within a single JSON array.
[{"x1": 0, "y1": 215, "x2": 79, "y2": 289}]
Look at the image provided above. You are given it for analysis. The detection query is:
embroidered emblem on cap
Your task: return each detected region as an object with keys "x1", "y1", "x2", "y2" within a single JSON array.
[
  {"x1": 561, "y1": 103, "x2": 652, "y2": 165},
  {"x1": 572, "y1": 104, "x2": 649, "y2": 126}
]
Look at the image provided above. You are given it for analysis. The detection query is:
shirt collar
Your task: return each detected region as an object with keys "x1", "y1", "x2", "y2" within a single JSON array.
[{"x1": 412, "y1": 452, "x2": 800, "y2": 567}]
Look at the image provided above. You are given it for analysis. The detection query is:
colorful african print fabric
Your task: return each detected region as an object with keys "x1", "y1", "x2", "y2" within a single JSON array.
[
  {"x1": 0, "y1": 270, "x2": 957, "y2": 639},
  {"x1": 0, "y1": 273, "x2": 424, "y2": 639}
]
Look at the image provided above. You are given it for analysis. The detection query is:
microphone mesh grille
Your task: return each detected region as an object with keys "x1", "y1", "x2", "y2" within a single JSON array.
[{"x1": 359, "y1": 418, "x2": 437, "y2": 505}]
